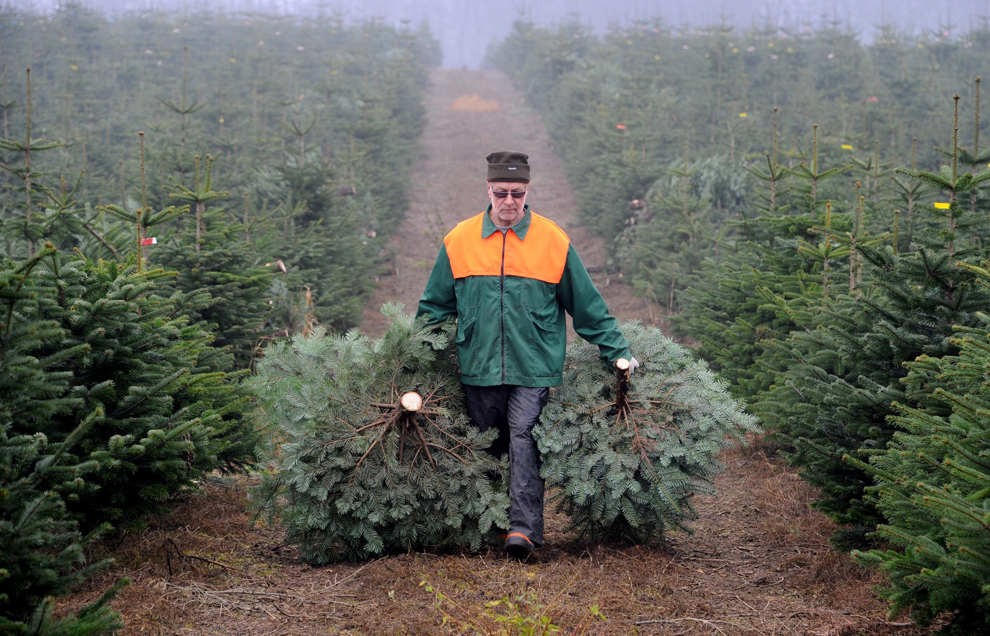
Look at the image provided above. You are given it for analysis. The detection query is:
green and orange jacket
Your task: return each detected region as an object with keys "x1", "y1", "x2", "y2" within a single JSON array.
[{"x1": 416, "y1": 205, "x2": 630, "y2": 387}]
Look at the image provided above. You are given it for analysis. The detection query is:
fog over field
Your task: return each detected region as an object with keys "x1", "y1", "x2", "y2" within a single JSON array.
[{"x1": 7, "y1": 0, "x2": 990, "y2": 67}]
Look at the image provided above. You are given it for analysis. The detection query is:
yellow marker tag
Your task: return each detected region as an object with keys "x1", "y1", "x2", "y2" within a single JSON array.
[
  {"x1": 70, "y1": 64, "x2": 78, "y2": 71},
  {"x1": 787, "y1": 47, "x2": 794, "y2": 52},
  {"x1": 732, "y1": 48, "x2": 739, "y2": 53},
  {"x1": 739, "y1": 112, "x2": 747, "y2": 118},
  {"x1": 842, "y1": 144, "x2": 854, "y2": 150},
  {"x1": 655, "y1": 55, "x2": 660, "y2": 60},
  {"x1": 219, "y1": 117, "x2": 224, "y2": 123},
  {"x1": 229, "y1": 58, "x2": 236, "y2": 63},
  {"x1": 768, "y1": 42, "x2": 774, "y2": 47},
  {"x1": 934, "y1": 202, "x2": 951, "y2": 209}
]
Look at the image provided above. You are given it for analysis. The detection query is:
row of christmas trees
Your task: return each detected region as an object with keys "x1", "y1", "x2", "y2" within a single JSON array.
[
  {"x1": 496, "y1": 17, "x2": 990, "y2": 629},
  {"x1": 681, "y1": 95, "x2": 990, "y2": 630},
  {"x1": 1, "y1": 3, "x2": 437, "y2": 334},
  {"x1": 0, "y1": 9, "x2": 436, "y2": 635}
]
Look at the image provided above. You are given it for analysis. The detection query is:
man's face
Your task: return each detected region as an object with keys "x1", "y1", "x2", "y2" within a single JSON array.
[{"x1": 488, "y1": 181, "x2": 528, "y2": 227}]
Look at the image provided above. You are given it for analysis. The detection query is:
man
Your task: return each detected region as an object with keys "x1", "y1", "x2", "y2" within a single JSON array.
[{"x1": 416, "y1": 150, "x2": 636, "y2": 560}]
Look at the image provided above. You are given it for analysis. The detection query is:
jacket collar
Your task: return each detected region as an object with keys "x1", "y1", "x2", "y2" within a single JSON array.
[{"x1": 482, "y1": 204, "x2": 532, "y2": 240}]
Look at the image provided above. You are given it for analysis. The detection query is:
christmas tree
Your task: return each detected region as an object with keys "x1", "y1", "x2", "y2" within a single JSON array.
[
  {"x1": 850, "y1": 264, "x2": 990, "y2": 630},
  {"x1": 156, "y1": 154, "x2": 275, "y2": 366},
  {"x1": 615, "y1": 152, "x2": 748, "y2": 313},
  {"x1": 0, "y1": 584, "x2": 127, "y2": 636},
  {"x1": 0, "y1": 417, "x2": 128, "y2": 636},
  {"x1": 0, "y1": 243, "x2": 258, "y2": 527},
  {"x1": 246, "y1": 135, "x2": 378, "y2": 333},
  {"x1": 673, "y1": 113, "x2": 848, "y2": 401},
  {"x1": 251, "y1": 305, "x2": 509, "y2": 562},
  {"x1": 0, "y1": 247, "x2": 126, "y2": 634},
  {"x1": 536, "y1": 322, "x2": 757, "y2": 541}
]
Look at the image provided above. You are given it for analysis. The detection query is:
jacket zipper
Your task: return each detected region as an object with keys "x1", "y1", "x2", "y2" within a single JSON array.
[{"x1": 500, "y1": 231, "x2": 506, "y2": 383}]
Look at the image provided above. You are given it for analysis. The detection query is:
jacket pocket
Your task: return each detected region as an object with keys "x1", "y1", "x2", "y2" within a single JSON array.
[
  {"x1": 532, "y1": 318, "x2": 558, "y2": 336},
  {"x1": 456, "y1": 315, "x2": 476, "y2": 345},
  {"x1": 528, "y1": 317, "x2": 565, "y2": 378}
]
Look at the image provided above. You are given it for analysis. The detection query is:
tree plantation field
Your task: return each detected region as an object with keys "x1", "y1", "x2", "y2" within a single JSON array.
[
  {"x1": 21, "y1": 66, "x2": 928, "y2": 636},
  {"x1": 4, "y1": 4, "x2": 990, "y2": 635},
  {"x1": 49, "y1": 73, "x2": 928, "y2": 635}
]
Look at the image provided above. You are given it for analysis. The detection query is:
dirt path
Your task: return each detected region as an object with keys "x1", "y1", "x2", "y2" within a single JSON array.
[{"x1": 360, "y1": 68, "x2": 653, "y2": 337}]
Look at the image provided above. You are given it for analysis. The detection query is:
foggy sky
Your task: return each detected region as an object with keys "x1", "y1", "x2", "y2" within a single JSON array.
[{"x1": 7, "y1": 0, "x2": 990, "y2": 68}]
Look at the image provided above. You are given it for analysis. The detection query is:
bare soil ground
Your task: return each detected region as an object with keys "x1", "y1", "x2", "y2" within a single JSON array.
[{"x1": 63, "y1": 70, "x2": 939, "y2": 635}]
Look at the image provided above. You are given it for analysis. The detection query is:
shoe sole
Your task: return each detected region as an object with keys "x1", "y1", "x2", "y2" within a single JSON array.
[{"x1": 506, "y1": 543, "x2": 533, "y2": 560}]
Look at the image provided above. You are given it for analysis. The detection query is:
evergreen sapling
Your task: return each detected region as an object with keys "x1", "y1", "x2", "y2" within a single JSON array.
[
  {"x1": 536, "y1": 322, "x2": 758, "y2": 541},
  {"x1": 851, "y1": 264, "x2": 990, "y2": 630},
  {"x1": 0, "y1": 247, "x2": 128, "y2": 634},
  {"x1": 251, "y1": 305, "x2": 509, "y2": 562}
]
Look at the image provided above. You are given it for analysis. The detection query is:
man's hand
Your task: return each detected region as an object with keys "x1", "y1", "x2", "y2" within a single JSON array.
[
  {"x1": 628, "y1": 356, "x2": 640, "y2": 375},
  {"x1": 616, "y1": 356, "x2": 640, "y2": 375}
]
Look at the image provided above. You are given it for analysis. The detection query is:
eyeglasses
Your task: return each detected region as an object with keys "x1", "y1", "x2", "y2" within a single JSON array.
[{"x1": 491, "y1": 188, "x2": 527, "y2": 199}]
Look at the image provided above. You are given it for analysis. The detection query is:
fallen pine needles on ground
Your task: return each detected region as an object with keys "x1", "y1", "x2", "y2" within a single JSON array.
[{"x1": 58, "y1": 443, "x2": 946, "y2": 635}]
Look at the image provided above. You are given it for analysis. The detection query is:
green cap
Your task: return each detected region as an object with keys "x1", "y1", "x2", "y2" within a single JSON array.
[{"x1": 486, "y1": 150, "x2": 530, "y2": 183}]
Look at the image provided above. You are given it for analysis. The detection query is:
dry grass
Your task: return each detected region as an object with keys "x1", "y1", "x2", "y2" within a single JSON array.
[
  {"x1": 448, "y1": 94, "x2": 500, "y2": 112},
  {"x1": 60, "y1": 441, "x2": 941, "y2": 635}
]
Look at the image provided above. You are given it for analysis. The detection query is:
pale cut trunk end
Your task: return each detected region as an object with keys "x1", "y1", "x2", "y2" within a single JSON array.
[{"x1": 401, "y1": 392, "x2": 423, "y2": 412}]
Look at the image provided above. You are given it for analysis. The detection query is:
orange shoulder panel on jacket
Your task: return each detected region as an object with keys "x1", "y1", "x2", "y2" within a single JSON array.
[
  {"x1": 504, "y1": 213, "x2": 569, "y2": 283},
  {"x1": 444, "y1": 214, "x2": 502, "y2": 278},
  {"x1": 444, "y1": 212, "x2": 570, "y2": 284}
]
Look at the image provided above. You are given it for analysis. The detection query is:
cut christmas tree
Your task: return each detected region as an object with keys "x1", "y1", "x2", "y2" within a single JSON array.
[
  {"x1": 536, "y1": 322, "x2": 758, "y2": 542},
  {"x1": 250, "y1": 305, "x2": 509, "y2": 562}
]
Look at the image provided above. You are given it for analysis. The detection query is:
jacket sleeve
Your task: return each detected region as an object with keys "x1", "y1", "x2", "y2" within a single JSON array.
[
  {"x1": 556, "y1": 244, "x2": 630, "y2": 362},
  {"x1": 416, "y1": 244, "x2": 458, "y2": 325}
]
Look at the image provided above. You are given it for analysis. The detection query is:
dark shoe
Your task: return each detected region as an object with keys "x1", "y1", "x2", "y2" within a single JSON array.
[
  {"x1": 505, "y1": 533, "x2": 535, "y2": 560},
  {"x1": 486, "y1": 531, "x2": 509, "y2": 547}
]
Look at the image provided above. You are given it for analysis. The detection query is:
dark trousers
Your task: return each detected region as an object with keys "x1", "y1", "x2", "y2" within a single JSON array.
[{"x1": 463, "y1": 384, "x2": 550, "y2": 547}]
